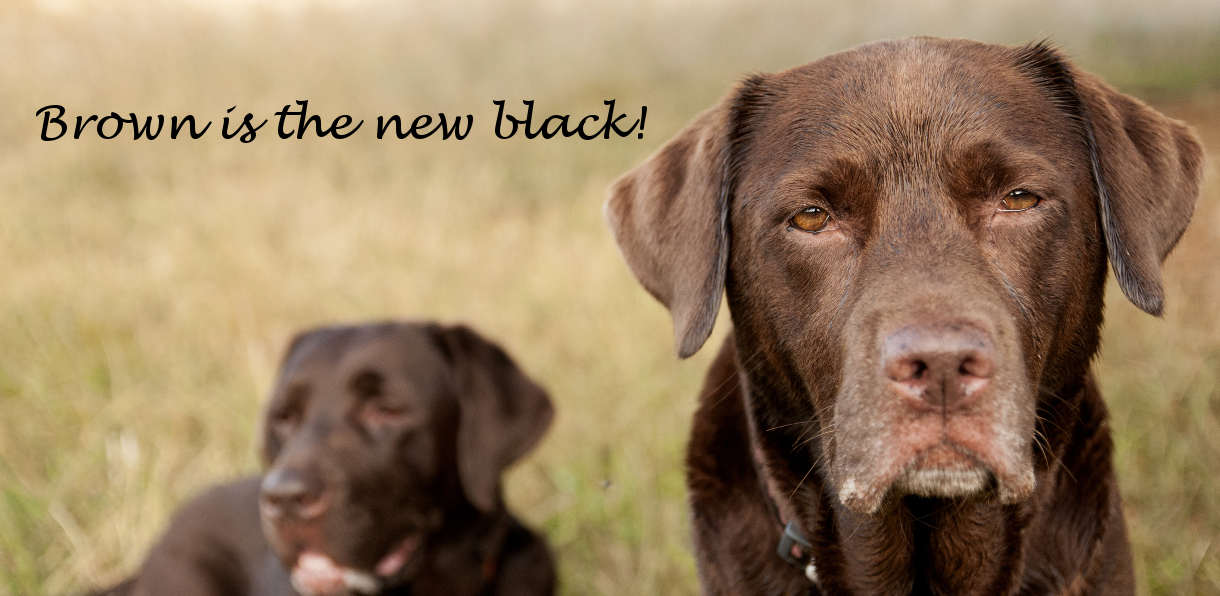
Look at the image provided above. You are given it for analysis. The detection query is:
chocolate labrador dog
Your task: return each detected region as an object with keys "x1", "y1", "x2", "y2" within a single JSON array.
[
  {"x1": 606, "y1": 38, "x2": 1202, "y2": 594},
  {"x1": 96, "y1": 322, "x2": 555, "y2": 596}
]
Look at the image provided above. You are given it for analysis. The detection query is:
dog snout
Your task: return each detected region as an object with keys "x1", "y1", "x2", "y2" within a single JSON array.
[
  {"x1": 882, "y1": 322, "x2": 995, "y2": 411},
  {"x1": 260, "y1": 467, "x2": 330, "y2": 520}
]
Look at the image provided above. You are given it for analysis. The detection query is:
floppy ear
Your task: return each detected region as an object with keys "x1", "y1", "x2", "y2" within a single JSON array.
[
  {"x1": 430, "y1": 324, "x2": 554, "y2": 512},
  {"x1": 261, "y1": 326, "x2": 344, "y2": 467},
  {"x1": 1000, "y1": 41, "x2": 1209, "y2": 316},
  {"x1": 1074, "y1": 71, "x2": 1204, "y2": 315},
  {"x1": 604, "y1": 79, "x2": 764, "y2": 358}
]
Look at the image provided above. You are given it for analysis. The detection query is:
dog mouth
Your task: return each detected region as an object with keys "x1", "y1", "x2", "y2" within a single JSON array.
[
  {"x1": 892, "y1": 443, "x2": 995, "y2": 498},
  {"x1": 835, "y1": 440, "x2": 1032, "y2": 515},
  {"x1": 289, "y1": 534, "x2": 421, "y2": 596}
]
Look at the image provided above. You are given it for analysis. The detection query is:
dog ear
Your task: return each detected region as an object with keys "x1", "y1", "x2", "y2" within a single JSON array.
[
  {"x1": 1074, "y1": 70, "x2": 1204, "y2": 315},
  {"x1": 1015, "y1": 43, "x2": 1204, "y2": 316},
  {"x1": 260, "y1": 326, "x2": 341, "y2": 467},
  {"x1": 604, "y1": 78, "x2": 766, "y2": 357},
  {"x1": 430, "y1": 324, "x2": 554, "y2": 512}
]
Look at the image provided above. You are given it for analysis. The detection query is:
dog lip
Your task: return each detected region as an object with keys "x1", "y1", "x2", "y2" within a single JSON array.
[
  {"x1": 374, "y1": 533, "x2": 422, "y2": 578},
  {"x1": 291, "y1": 551, "x2": 361, "y2": 596},
  {"x1": 837, "y1": 442, "x2": 1010, "y2": 513},
  {"x1": 286, "y1": 532, "x2": 421, "y2": 595},
  {"x1": 909, "y1": 442, "x2": 980, "y2": 469},
  {"x1": 893, "y1": 444, "x2": 993, "y2": 498}
]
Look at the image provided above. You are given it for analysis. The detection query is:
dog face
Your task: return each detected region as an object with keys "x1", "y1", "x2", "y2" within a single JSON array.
[
  {"x1": 606, "y1": 39, "x2": 1201, "y2": 514},
  {"x1": 258, "y1": 322, "x2": 553, "y2": 595}
]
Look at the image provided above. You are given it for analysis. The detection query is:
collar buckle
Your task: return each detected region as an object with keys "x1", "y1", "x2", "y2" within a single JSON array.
[
  {"x1": 777, "y1": 520, "x2": 812, "y2": 566},
  {"x1": 777, "y1": 520, "x2": 820, "y2": 585}
]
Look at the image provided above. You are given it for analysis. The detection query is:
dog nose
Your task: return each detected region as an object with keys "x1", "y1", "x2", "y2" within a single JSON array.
[
  {"x1": 260, "y1": 468, "x2": 329, "y2": 520},
  {"x1": 882, "y1": 323, "x2": 995, "y2": 411}
]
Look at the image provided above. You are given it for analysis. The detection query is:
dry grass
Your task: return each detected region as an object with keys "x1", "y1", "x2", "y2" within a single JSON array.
[{"x1": 0, "y1": 1, "x2": 1216, "y2": 594}]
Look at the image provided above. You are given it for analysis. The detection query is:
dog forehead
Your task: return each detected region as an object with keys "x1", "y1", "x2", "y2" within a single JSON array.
[
  {"x1": 280, "y1": 325, "x2": 450, "y2": 394},
  {"x1": 750, "y1": 39, "x2": 1070, "y2": 168}
]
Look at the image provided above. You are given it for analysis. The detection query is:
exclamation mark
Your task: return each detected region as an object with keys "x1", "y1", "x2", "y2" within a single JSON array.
[{"x1": 637, "y1": 106, "x2": 647, "y2": 139}]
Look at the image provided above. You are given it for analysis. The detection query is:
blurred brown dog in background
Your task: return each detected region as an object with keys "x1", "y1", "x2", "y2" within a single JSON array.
[{"x1": 94, "y1": 321, "x2": 555, "y2": 596}]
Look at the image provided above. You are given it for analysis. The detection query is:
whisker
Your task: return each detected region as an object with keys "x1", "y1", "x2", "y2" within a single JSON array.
[
  {"x1": 789, "y1": 462, "x2": 818, "y2": 500},
  {"x1": 701, "y1": 345, "x2": 765, "y2": 410},
  {"x1": 793, "y1": 421, "x2": 837, "y2": 452},
  {"x1": 764, "y1": 418, "x2": 818, "y2": 433}
]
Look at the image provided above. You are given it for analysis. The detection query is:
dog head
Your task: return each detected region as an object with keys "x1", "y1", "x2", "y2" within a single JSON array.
[
  {"x1": 606, "y1": 38, "x2": 1201, "y2": 513},
  {"x1": 258, "y1": 322, "x2": 553, "y2": 594}
]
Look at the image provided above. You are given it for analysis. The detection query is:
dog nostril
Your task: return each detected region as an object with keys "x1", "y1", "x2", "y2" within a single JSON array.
[
  {"x1": 887, "y1": 357, "x2": 928, "y2": 383},
  {"x1": 959, "y1": 354, "x2": 995, "y2": 379}
]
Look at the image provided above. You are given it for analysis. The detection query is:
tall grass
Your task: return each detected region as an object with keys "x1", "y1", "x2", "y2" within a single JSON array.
[{"x1": 0, "y1": 1, "x2": 1217, "y2": 594}]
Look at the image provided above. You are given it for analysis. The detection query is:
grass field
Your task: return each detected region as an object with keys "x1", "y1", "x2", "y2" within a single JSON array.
[{"x1": 1, "y1": 1, "x2": 1217, "y2": 594}]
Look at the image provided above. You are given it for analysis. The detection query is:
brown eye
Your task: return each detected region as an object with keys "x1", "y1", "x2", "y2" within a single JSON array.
[
  {"x1": 363, "y1": 399, "x2": 412, "y2": 425},
  {"x1": 270, "y1": 405, "x2": 300, "y2": 434},
  {"x1": 372, "y1": 400, "x2": 407, "y2": 416},
  {"x1": 270, "y1": 387, "x2": 306, "y2": 433},
  {"x1": 999, "y1": 189, "x2": 1041, "y2": 212},
  {"x1": 789, "y1": 207, "x2": 831, "y2": 233}
]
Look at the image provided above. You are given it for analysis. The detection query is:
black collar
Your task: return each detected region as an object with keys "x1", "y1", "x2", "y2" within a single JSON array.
[
  {"x1": 751, "y1": 443, "x2": 820, "y2": 587},
  {"x1": 383, "y1": 513, "x2": 513, "y2": 596},
  {"x1": 476, "y1": 515, "x2": 512, "y2": 589}
]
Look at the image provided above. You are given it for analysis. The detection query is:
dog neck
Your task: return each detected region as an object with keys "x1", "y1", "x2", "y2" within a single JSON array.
[
  {"x1": 737, "y1": 341, "x2": 1115, "y2": 594},
  {"x1": 385, "y1": 507, "x2": 514, "y2": 596}
]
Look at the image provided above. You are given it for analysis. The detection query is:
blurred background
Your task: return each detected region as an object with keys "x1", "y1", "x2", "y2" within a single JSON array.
[{"x1": 1, "y1": 0, "x2": 1217, "y2": 594}]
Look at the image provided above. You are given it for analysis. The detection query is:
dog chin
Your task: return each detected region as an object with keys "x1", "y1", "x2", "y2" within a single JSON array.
[
  {"x1": 837, "y1": 466, "x2": 995, "y2": 515},
  {"x1": 894, "y1": 465, "x2": 993, "y2": 498},
  {"x1": 836, "y1": 443, "x2": 1032, "y2": 514}
]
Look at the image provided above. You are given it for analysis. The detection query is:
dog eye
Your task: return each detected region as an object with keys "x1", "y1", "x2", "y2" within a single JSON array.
[
  {"x1": 999, "y1": 189, "x2": 1041, "y2": 212},
  {"x1": 269, "y1": 387, "x2": 307, "y2": 432},
  {"x1": 789, "y1": 207, "x2": 831, "y2": 233},
  {"x1": 363, "y1": 399, "x2": 412, "y2": 424},
  {"x1": 269, "y1": 405, "x2": 300, "y2": 433},
  {"x1": 373, "y1": 401, "x2": 407, "y2": 415},
  {"x1": 350, "y1": 370, "x2": 383, "y2": 398}
]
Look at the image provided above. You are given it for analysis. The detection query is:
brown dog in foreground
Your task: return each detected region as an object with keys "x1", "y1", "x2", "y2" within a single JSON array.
[
  {"x1": 96, "y1": 322, "x2": 555, "y2": 596},
  {"x1": 607, "y1": 38, "x2": 1203, "y2": 594}
]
